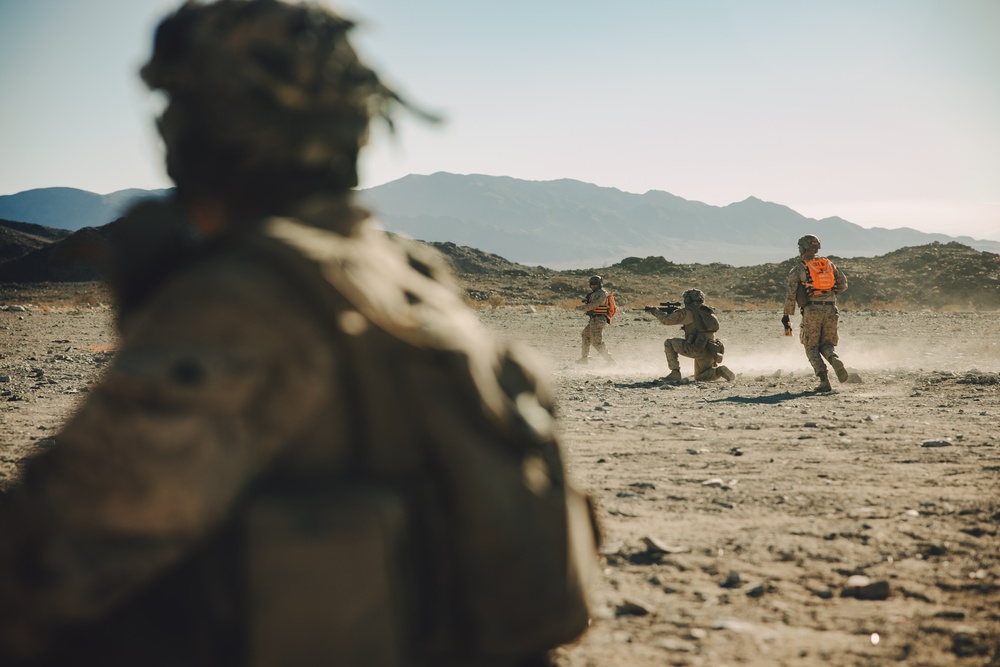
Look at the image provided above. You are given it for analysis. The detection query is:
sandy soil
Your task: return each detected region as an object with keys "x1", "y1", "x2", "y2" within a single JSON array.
[{"x1": 1, "y1": 298, "x2": 998, "y2": 666}]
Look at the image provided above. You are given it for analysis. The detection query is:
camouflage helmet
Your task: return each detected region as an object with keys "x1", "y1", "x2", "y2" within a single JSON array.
[
  {"x1": 682, "y1": 288, "x2": 705, "y2": 305},
  {"x1": 140, "y1": 0, "x2": 422, "y2": 203},
  {"x1": 588, "y1": 275, "x2": 603, "y2": 287},
  {"x1": 798, "y1": 234, "x2": 821, "y2": 254}
]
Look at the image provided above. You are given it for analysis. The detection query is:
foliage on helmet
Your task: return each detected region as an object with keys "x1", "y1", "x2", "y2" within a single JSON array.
[
  {"x1": 682, "y1": 288, "x2": 705, "y2": 305},
  {"x1": 140, "y1": 0, "x2": 429, "y2": 201}
]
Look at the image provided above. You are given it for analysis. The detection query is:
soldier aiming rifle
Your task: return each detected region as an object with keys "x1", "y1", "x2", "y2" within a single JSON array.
[{"x1": 641, "y1": 289, "x2": 735, "y2": 383}]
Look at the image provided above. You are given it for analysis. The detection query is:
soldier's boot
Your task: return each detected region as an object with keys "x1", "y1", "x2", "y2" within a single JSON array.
[
  {"x1": 829, "y1": 356, "x2": 849, "y2": 383},
  {"x1": 663, "y1": 369, "x2": 682, "y2": 383},
  {"x1": 597, "y1": 344, "x2": 615, "y2": 365},
  {"x1": 716, "y1": 365, "x2": 735, "y2": 381},
  {"x1": 813, "y1": 371, "x2": 832, "y2": 393}
]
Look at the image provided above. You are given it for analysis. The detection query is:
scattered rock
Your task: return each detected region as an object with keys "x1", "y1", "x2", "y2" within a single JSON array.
[
  {"x1": 615, "y1": 598, "x2": 653, "y2": 617},
  {"x1": 599, "y1": 541, "x2": 624, "y2": 556},
  {"x1": 810, "y1": 586, "x2": 835, "y2": 600},
  {"x1": 841, "y1": 576, "x2": 890, "y2": 600},
  {"x1": 951, "y1": 626, "x2": 989, "y2": 658},
  {"x1": 656, "y1": 638, "x2": 694, "y2": 653},
  {"x1": 921, "y1": 439, "x2": 952, "y2": 448},
  {"x1": 719, "y1": 571, "x2": 742, "y2": 588},
  {"x1": 640, "y1": 536, "x2": 689, "y2": 555}
]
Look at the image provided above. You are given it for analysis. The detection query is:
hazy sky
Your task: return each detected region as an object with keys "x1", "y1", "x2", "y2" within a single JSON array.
[{"x1": 1, "y1": 0, "x2": 998, "y2": 240}]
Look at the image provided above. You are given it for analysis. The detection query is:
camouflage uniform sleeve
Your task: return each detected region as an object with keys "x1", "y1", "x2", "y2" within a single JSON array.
[
  {"x1": 653, "y1": 308, "x2": 691, "y2": 326},
  {"x1": 783, "y1": 263, "x2": 802, "y2": 316},
  {"x1": 831, "y1": 261, "x2": 848, "y2": 295},
  {"x1": 0, "y1": 260, "x2": 335, "y2": 658},
  {"x1": 580, "y1": 289, "x2": 608, "y2": 315}
]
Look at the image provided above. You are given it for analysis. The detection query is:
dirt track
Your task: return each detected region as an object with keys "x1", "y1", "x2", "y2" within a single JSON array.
[{"x1": 1, "y1": 298, "x2": 998, "y2": 666}]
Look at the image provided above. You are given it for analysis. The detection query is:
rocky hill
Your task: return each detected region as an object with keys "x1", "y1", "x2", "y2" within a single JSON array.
[
  {"x1": 2, "y1": 217, "x2": 999, "y2": 312},
  {"x1": 0, "y1": 220, "x2": 72, "y2": 263},
  {"x1": 426, "y1": 240, "x2": 1000, "y2": 312}
]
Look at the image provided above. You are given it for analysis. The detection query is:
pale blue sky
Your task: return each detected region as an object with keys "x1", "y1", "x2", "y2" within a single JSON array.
[{"x1": 1, "y1": 0, "x2": 998, "y2": 240}]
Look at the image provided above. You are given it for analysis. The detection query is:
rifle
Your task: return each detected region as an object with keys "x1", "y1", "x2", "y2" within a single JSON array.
[{"x1": 636, "y1": 301, "x2": 682, "y2": 315}]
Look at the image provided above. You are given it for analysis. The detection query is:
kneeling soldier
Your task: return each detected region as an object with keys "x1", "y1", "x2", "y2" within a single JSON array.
[{"x1": 646, "y1": 289, "x2": 734, "y2": 382}]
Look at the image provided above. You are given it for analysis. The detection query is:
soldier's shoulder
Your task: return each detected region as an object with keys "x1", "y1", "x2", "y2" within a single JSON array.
[
  {"x1": 383, "y1": 232, "x2": 460, "y2": 291},
  {"x1": 122, "y1": 241, "x2": 323, "y2": 345}
]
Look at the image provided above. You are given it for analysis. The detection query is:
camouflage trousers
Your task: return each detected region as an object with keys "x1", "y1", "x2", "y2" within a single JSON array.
[
  {"x1": 664, "y1": 338, "x2": 721, "y2": 381},
  {"x1": 799, "y1": 303, "x2": 841, "y2": 376},
  {"x1": 581, "y1": 317, "x2": 612, "y2": 359}
]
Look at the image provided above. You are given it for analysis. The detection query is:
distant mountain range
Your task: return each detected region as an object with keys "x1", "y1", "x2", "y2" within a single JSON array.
[
  {"x1": 0, "y1": 187, "x2": 173, "y2": 231},
  {"x1": 1, "y1": 174, "x2": 997, "y2": 267}
]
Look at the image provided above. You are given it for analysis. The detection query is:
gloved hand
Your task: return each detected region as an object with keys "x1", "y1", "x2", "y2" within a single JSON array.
[{"x1": 781, "y1": 314, "x2": 790, "y2": 327}]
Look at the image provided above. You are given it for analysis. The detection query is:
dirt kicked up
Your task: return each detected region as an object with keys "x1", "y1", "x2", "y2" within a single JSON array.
[{"x1": 1, "y1": 300, "x2": 998, "y2": 666}]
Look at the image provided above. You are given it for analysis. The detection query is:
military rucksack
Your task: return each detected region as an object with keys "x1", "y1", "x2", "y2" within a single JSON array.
[
  {"x1": 695, "y1": 304, "x2": 719, "y2": 333},
  {"x1": 239, "y1": 219, "x2": 599, "y2": 666},
  {"x1": 605, "y1": 292, "x2": 618, "y2": 324}
]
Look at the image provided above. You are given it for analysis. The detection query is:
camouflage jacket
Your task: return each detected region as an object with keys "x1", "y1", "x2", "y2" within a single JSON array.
[
  {"x1": 576, "y1": 288, "x2": 609, "y2": 318},
  {"x1": 0, "y1": 198, "x2": 593, "y2": 666},
  {"x1": 652, "y1": 305, "x2": 717, "y2": 343}
]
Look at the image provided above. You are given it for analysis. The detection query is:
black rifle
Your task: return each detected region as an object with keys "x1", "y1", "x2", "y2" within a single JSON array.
[{"x1": 638, "y1": 301, "x2": 682, "y2": 315}]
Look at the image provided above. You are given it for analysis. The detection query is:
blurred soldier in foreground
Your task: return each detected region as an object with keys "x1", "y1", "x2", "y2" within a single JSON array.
[
  {"x1": 575, "y1": 275, "x2": 616, "y2": 365},
  {"x1": 645, "y1": 289, "x2": 734, "y2": 383},
  {"x1": 0, "y1": 2, "x2": 597, "y2": 665},
  {"x1": 782, "y1": 234, "x2": 851, "y2": 392}
]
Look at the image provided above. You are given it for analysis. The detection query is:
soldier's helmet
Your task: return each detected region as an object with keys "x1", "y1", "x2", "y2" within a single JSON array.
[
  {"x1": 682, "y1": 289, "x2": 705, "y2": 305},
  {"x1": 589, "y1": 275, "x2": 603, "y2": 287},
  {"x1": 140, "y1": 0, "x2": 412, "y2": 202},
  {"x1": 798, "y1": 234, "x2": 821, "y2": 254}
]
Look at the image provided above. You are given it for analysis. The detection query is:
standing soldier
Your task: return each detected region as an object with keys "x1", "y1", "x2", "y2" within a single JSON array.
[
  {"x1": 646, "y1": 289, "x2": 735, "y2": 383},
  {"x1": 782, "y1": 233, "x2": 851, "y2": 392},
  {"x1": 0, "y1": 2, "x2": 598, "y2": 665},
  {"x1": 576, "y1": 275, "x2": 616, "y2": 365}
]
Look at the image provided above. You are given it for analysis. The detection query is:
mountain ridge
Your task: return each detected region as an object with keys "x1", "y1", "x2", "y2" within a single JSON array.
[{"x1": 1, "y1": 174, "x2": 997, "y2": 267}]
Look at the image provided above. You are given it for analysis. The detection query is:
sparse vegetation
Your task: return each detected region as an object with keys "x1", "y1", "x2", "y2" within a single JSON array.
[{"x1": 442, "y1": 241, "x2": 1000, "y2": 312}]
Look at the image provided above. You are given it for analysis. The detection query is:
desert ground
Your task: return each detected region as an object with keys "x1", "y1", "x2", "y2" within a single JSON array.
[{"x1": 1, "y1": 285, "x2": 998, "y2": 666}]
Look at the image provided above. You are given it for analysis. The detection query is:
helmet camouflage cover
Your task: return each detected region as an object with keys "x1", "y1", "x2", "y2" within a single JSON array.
[
  {"x1": 588, "y1": 275, "x2": 603, "y2": 286},
  {"x1": 682, "y1": 289, "x2": 705, "y2": 305},
  {"x1": 797, "y1": 234, "x2": 821, "y2": 254},
  {"x1": 140, "y1": 0, "x2": 417, "y2": 195}
]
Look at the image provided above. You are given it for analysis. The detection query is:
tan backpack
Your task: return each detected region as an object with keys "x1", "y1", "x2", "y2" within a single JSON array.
[{"x1": 240, "y1": 220, "x2": 599, "y2": 665}]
